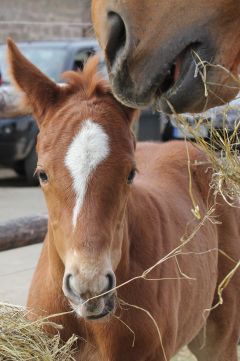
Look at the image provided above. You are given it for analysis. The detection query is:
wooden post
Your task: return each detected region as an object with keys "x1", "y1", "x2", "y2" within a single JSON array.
[{"x1": 0, "y1": 215, "x2": 48, "y2": 251}]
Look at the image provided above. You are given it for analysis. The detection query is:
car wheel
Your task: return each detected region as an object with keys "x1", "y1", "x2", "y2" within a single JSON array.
[
  {"x1": 13, "y1": 161, "x2": 26, "y2": 176},
  {"x1": 161, "y1": 120, "x2": 174, "y2": 141},
  {"x1": 24, "y1": 147, "x2": 39, "y2": 186}
]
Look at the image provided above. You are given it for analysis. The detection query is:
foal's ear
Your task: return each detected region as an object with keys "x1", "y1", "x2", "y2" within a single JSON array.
[{"x1": 7, "y1": 38, "x2": 60, "y2": 124}]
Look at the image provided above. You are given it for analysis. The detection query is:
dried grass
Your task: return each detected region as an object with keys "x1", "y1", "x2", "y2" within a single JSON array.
[
  {"x1": 163, "y1": 50, "x2": 240, "y2": 205},
  {"x1": 0, "y1": 303, "x2": 77, "y2": 361},
  {"x1": 168, "y1": 105, "x2": 240, "y2": 206},
  {"x1": 157, "y1": 54, "x2": 240, "y2": 345}
]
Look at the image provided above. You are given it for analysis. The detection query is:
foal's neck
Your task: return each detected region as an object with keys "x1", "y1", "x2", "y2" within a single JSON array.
[{"x1": 116, "y1": 183, "x2": 149, "y2": 277}]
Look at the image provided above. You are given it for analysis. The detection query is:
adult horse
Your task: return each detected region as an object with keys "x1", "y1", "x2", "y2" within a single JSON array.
[
  {"x1": 8, "y1": 39, "x2": 240, "y2": 361},
  {"x1": 92, "y1": 0, "x2": 240, "y2": 114}
]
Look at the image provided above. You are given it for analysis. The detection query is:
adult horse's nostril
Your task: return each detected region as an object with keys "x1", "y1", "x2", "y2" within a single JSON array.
[
  {"x1": 105, "y1": 272, "x2": 116, "y2": 292},
  {"x1": 106, "y1": 11, "x2": 127, "y2": 68}
]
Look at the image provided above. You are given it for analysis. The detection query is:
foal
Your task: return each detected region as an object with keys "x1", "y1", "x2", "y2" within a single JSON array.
[{"x1": 8, "y1": 39, "x2": 240, "y2": 361}]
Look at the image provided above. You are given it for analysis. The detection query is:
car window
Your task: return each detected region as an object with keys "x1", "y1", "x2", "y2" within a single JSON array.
[
  {"x1": 0, "y1": 46, "x2": 67, "y2": 84},
  {"x1": 73, "y1": 49, "x2": 108, "y2": 80},
  {"x1": 73, "y1": 49, "x2": 95, "y2": 71}
]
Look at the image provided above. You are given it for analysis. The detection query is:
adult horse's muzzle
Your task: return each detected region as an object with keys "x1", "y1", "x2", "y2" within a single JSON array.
[
  {"x1": 106, "y1": 31, "x2": 217, "y2": 113},
  {"x1": 103, "y1": 12, "x2": 239, "y2": 113},
  {"x1": 62, "y1": 271, "x2": 117, "y2": 321}
]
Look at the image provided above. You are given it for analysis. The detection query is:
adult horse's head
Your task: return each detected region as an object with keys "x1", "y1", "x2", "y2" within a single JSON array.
[
  {"x1": 8, "y1": 39, "x2": 137, "y2": 321},
  {"x1": 92, "y1": 0, "x2": 240, "y2": 113}
]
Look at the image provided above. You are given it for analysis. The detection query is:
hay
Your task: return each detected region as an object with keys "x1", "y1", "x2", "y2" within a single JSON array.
[
  {"x1": 0, "y1": 303, "x2": 77, "y2": 361},
  {"x1": 160, "y1": 98, "x2": 240, "y2": 308},
  {"x1": 165, "y1": 100, "x2": 240, "y2": 206},
  {"x1": 155, "y1": 57, "x2": 240, "y2": 321},
  {"x1": 159, "y1": 50, "x2": 240, "y2": 205}
]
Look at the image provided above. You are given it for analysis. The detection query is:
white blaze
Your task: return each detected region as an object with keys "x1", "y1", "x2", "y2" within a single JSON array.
[{"x1": 65, "y1": 119, "x2": 109, "y2": 227}]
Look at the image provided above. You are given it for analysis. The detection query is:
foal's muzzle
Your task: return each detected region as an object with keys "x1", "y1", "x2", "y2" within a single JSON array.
[{"x1": 62, "y1": 271, "x2": 117, "y2": 320}]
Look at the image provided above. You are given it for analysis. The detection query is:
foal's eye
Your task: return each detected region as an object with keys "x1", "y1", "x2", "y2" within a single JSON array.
[
  {"x1": 37, "y1": 170, "x2": 48, "y2": 183},
  {"x1": 127, "y1": 169, "x2": 136, "y2": 185}
]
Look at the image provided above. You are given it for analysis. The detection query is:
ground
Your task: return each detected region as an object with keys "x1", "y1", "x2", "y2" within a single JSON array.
[
  {"x1": 0, "y1": 168, "x2": 46, "y2": 222},
  {"x1": 175, "y1": 348, "x2": 240, "y2": 360},
  {"x1": 173, "y1": 348, "x2": 196, "y2": 360}
]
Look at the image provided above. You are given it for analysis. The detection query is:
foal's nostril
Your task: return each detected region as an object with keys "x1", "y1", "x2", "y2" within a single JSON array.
[
  {"x1": 64, "y1": 273, "x2": 79, "y2": 299},
  {"x1": 106, "y1": 11, "x2": 127, "y2": 68},
  {"x1": 105, "y1": 272, "x2": 116, "y2": 292},
  {"x1": 65, "y1": 274, "x2": 72, "y2": 293}
]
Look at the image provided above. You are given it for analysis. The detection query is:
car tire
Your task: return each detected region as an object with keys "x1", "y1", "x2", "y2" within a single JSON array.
[
  {"x1": 161, "y1": 120, "x2": 174, "y2": 141},
  {"x1": 24, "y1": 147, "x2": 39, "y2": 186}
]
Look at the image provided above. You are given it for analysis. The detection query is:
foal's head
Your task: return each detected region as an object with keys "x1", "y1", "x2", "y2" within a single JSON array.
[{"x1": 8, "y1": 39, "x2": 137, "y2": 320}]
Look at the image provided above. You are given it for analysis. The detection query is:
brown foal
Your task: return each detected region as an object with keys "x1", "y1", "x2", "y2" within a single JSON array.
[{"x1": 8, "y1": 39, "x2": 240, "y2": 361}]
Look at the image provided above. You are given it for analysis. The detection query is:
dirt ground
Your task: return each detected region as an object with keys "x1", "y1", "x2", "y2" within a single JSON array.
[
  {"x1": 173, "y1": 348, "x2": 196, "y2": 360},
  {"x1": 173, "y1": 346, "x2": 240, "y2": 360},
  {"x1": 0, "y1": 168, "x2": 46, "y2": 222}
]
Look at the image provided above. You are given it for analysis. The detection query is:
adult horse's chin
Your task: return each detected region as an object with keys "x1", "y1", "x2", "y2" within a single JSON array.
[
  {"x1": 108, "y1": 41, "x2": 239, "y2": 114},
  {"x1": 157, "y1": 48, "x2": 240, "y2": 114},
  {"x1": 156, "y1": 45, "x2": 213, "y2": 113},
  {"x1": 92, "y1": 0, "x2": 240, "y2": 113}
]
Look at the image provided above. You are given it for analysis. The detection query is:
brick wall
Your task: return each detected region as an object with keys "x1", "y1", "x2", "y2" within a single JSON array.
[{"x1": 0, "y1": 0, "x2": 92, "y2": 42}]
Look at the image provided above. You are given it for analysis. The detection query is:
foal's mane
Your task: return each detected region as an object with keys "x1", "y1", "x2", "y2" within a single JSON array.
[
  {"x1": 62, "y1": 55, "x2": 138, "y2": 125},
  {"x1": 62, "y1": 56, "x2": 112, "y2": 100}
]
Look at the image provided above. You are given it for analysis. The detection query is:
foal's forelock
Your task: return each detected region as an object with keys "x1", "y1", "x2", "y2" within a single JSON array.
[{"x1": 65, "y1": 119, "x2": 110, "y2": 228}]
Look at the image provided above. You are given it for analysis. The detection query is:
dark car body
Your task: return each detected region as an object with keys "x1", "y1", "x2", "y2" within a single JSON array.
[
  {"x1": 0, "y1": 39, "x2": 161, "y2": 184},
  {"x1": 0, "y1": 115, "x2": 37, "y2": 166}
]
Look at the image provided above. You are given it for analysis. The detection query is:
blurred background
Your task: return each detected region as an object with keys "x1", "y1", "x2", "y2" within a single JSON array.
[{"x1": 0, "y1": 0, "x2": 92, "y2": 40}]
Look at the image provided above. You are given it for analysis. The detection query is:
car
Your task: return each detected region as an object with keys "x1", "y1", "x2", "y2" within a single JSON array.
[
  {"x1": 161, "y1": 98, "x2": 240, "y2": 145},
  {"x1": 0, "y1": 114, "x2": 38, "y2": 181},
  {"x1": 0, "y1": 39, "x2": 161, "y2": 185}
]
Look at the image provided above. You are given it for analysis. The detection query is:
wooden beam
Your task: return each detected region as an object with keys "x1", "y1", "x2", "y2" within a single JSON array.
[{"x1": 0, "y1": 215, "x2": 48, "y2": 251}]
